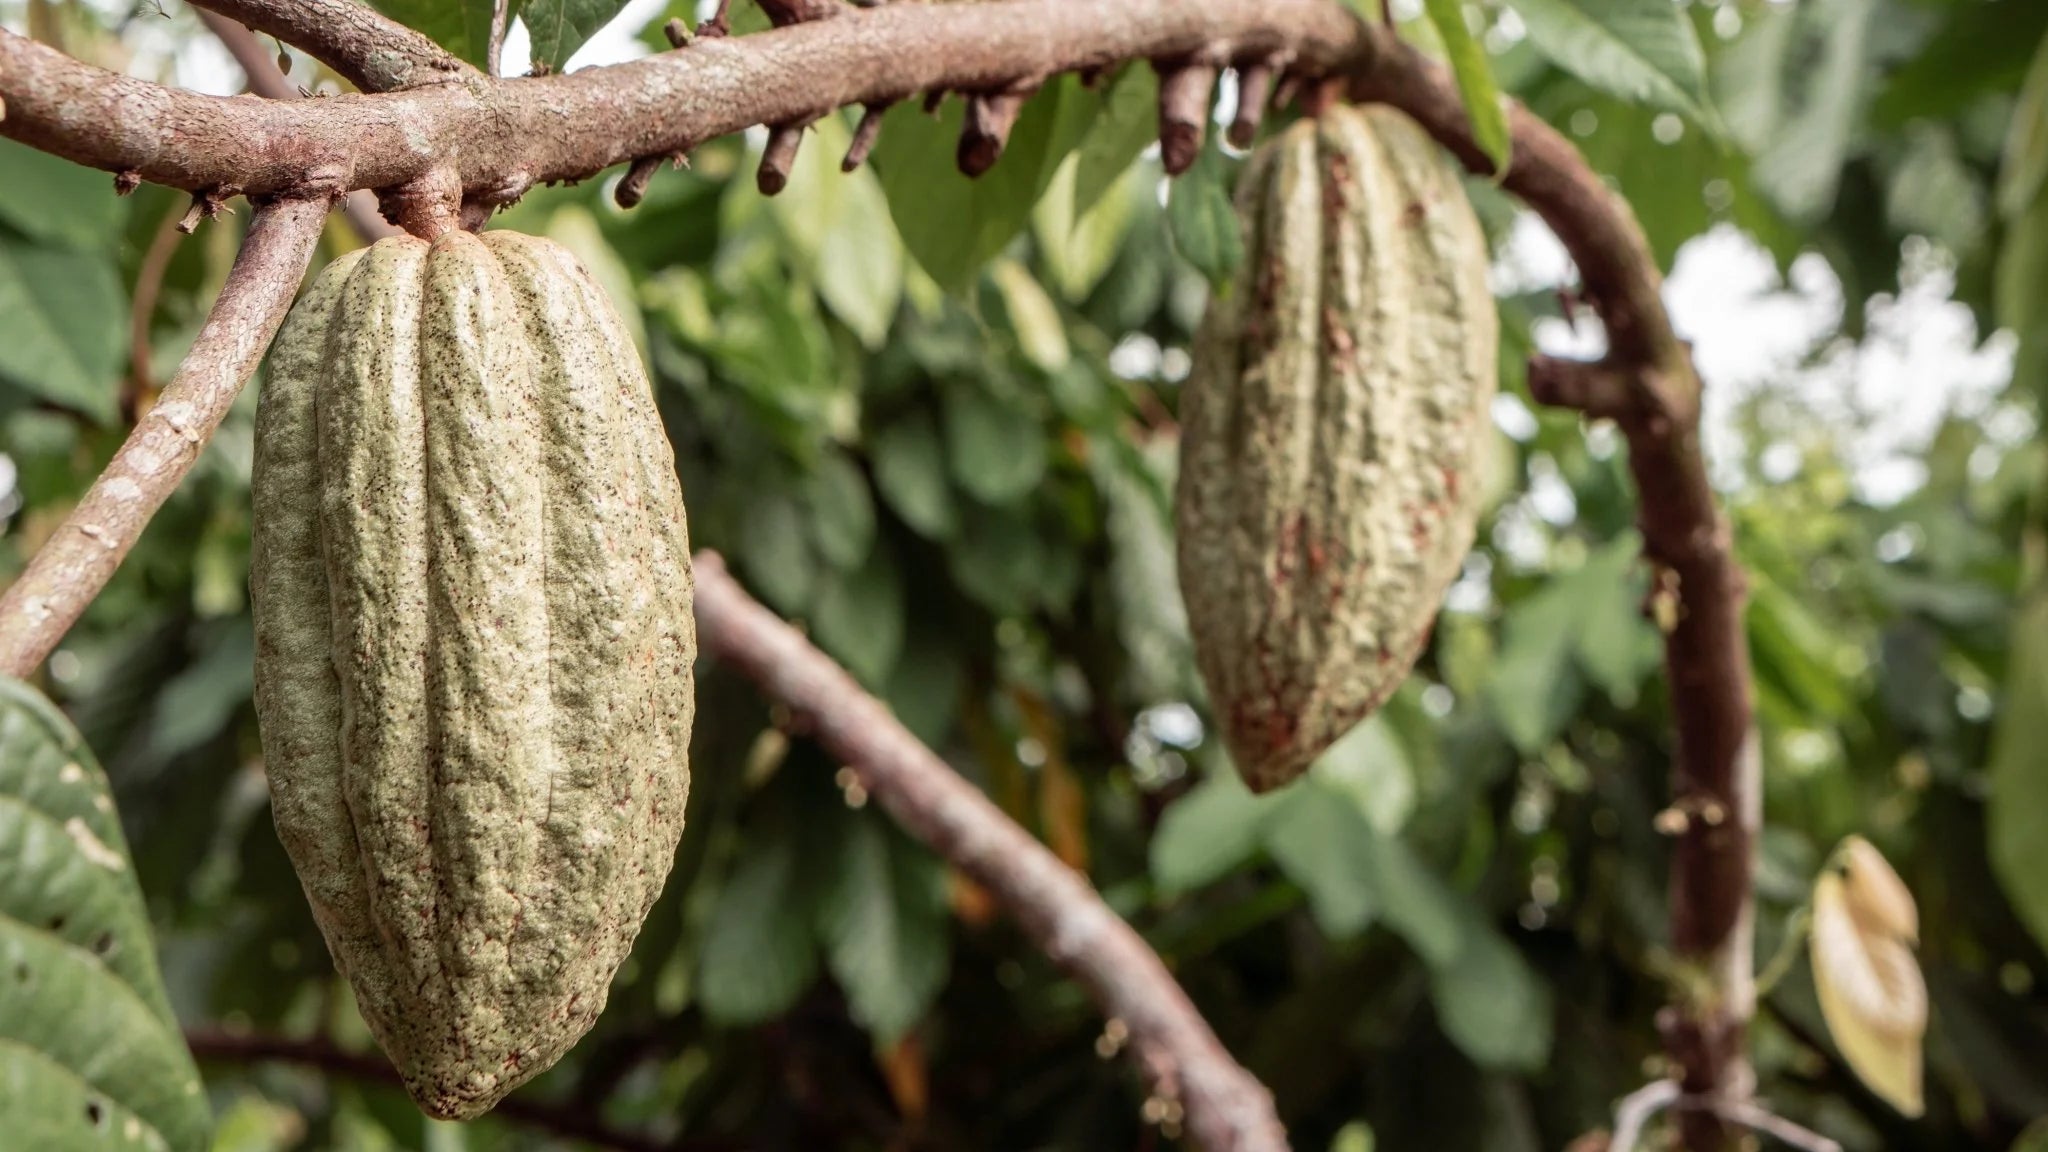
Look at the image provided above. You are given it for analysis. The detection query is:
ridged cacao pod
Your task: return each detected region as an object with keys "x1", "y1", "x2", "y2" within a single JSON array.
[
  {"x1": 1176, "y1": 104, "x2": 1497, "y2": 793},
  {"x1": 249, "y1": 231, "x2": 696, "y2": 1119}
]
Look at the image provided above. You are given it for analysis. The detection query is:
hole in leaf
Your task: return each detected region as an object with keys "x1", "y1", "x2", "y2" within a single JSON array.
[
  {"x1": 47, "y1": 915, "x2": 66, "y2": 933},
  {"x1": 84, "y1": 1100, "x2": 104, "y2": 1127},
  {"x1": 12, "y1": 963, "x2": 28, "y2": 983},
  {"x1": 92, "y1": 932, "x2": 115, "y2": 957}
]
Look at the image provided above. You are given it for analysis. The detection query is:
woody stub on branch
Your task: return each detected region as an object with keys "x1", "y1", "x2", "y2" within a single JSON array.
[{"x1": 0, "y1": 0, "x2": 1849, "y2": 1148}]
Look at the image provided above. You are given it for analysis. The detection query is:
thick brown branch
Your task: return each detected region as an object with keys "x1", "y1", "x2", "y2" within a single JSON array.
[
  {"x1": 0, "y1": 0, "x2": 1367, "y2": 203},
  {"x1": 0, "y1": 197, "x2": 326, "y2": 677},
  {"x1": 1356, "y1": 34, "x2": 1757, "y2": 1148},
  {"x1": 185, "y1": 1029, "x2": 740, "y2": 1152},
  {"x1": 184, "y1": 0, "x2": 475, "y2": 92},
  {"x1": 690, "y1": 553, "x2": 1288, "y2": 1152},
  {"x1": 194, "y1": 9, "x2": 402, "y2": 241}
]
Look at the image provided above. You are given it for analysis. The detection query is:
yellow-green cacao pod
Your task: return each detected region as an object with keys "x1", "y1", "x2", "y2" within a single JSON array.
[
  {"x1": 1176, "y1": 104, "x2": 1497, "y2": 793},
  {"x1": 249, "y1": 231, "x2": 696, "y2": 1119}
]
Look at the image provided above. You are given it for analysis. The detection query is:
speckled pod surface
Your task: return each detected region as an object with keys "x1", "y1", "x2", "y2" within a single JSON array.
[
  {"x1": 249, "y1": 231, "x2": 696, "y2": 1119},
  {"x1": 1176, "y1": 105, "x2": 1497, "y2": 793}
]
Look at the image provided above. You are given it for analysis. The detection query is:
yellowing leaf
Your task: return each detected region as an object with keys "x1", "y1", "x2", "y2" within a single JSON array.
[{"x1": 1810, "y1": 837, "x2": 1926, "y2": 1118}]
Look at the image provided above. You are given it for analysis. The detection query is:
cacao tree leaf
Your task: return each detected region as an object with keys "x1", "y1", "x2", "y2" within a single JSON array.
[
  {"x1": 1995, "y1": 183, "x2": 2048, "y2": 409},
  {"x1": 736, "y1": 488, "x2": 818, "y2": 613},
  {"x1": 697, "y1": 831, "x2": 821, "y2": 1026},
  {"x1": 142, "y1": 620, "x2": 254, "y2": 764},
  {"x1": 1486, "y1": 583, "x2": 1587, "y2": 755},
  {"x1": 1165, "y1": 138, "x2": 1243, "y2": 290},
  {"x1": 1571, "y1": 532, "x2": 1654, "y2": 705},
  {"x1": 205, "y1": 1096, "x2": 303, "y2": 1152},
  {"x1": 1034, "y1": 155, "x2": 1141, "y2": 303},
  {"x1": 988, "y1": 257, "x2": 1071, "y2": 372},
  {"x1": 1421, "y1": 0, "x2": 1511, "y2": 175},
  {"x1": 1069, "y1": 65, "x2": 1160, "y2": 215},
  {"x1": 870, "y1": 413, "x2": 959, "y2": 539},
  {"x1": 367, "y1": 0, "x2": 501, "y2": 68},
  {"x1": 1150, "y1": 769, "x2": 1276, "y2": 895},
  {"x1": 1871, "y1": 1, "x2": 2048, "y2": 130},
  {"x1": 1887, "y1": 122, "x2": 1987, "y2": 254},
  {"x1": 942, "y1": 385, "x2": 1046, "y2": 505},
  {"x1": 1263, "y1": 787, "x2": 1381, "y2": 938},
  {"x1": 872, "y1": 75, "x2": 1103, "y2": 293},
  {"x1": 0, "y1": 238, "x2": 125, "y2": 424},
  {"x1": 816, "y1": 813, "x2": 950, "y2": 1045},
  {"x1": 771, "y1": 112, "x2": 905, "y2": 349},
  {"x1": 1999, "y1": 28, "x2": 2048, "y2": 221},
  {"x1": 1509, "y1": 0, "x2": 1721, "y2": 134},
  {"x1": 1751, "y1": 0, "x2": 1876, "y2": 221},
  {"x1": 810, "y1": 547, "x2": 904, "y2": 687},
  {"x1": 802, "y1": 448, "x2": 877, "y2": 571},
  {"x1": 946, "y1": 506, "x2": 1041, "y2": 616},
  {"x1": 520, "y1": 0, "x2": 630, "y2": 71},
  {"x1": 1428, "y1": 916, "x2": 1552, "y2": 1071},
  {"x1": 880, "y1": 625, "x2": 963, "y2": 747},
  {"x1": 1989, "y1": 591, "x2": 2048, "y2": 956},
  {"x1": 1309, "y1": 716, "x2": 1417, "y2": 838},
  {"x1": 2012, "y1": 1118, "x2": 2048, "y2": 1152},
  {"x1": 0, "y1": 141, "x2": 125, "y2": 253},
  {"x1": 0, "y1": 678, "x2": 211, "y2": 1152}
]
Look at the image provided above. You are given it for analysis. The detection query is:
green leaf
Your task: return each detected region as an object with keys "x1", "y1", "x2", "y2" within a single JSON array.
[
  {"x1": 1751, "y1": 0, "x2": 1877, "y2": 221},
  {"x1": 1486, "y1": 582, "x2": 1587, "y2": 755},
  {"x1": 1150, "y1": 770, "x2": 1276, "y2": 894},
  {"x1": 1997, "y1": 185, "x2": 2048, "y2": 411},
  {"x1": 771, "y1": 112, "x2": 906, "y2": 348},
  {"x1": 1422, "y1": 0, "x2": 1511, "y2": 174},
  {"x1": 1263, "y1": 787, "x2": 1381, "y2": 938},
  {"x1": 1165, "y1": 139, "x2": 1243, "y2": 290},
  {"x1": 816, "y1": 814, "x2": 950, "y2": 1044},
  {"x1": 520, "y1": 0, "x2": 630, "y2": 71},
  {"x1": 1888, "y1": 123, "x2": 1988, "y2": 254},
  {"x1": 947, "y1": 505, "x2": 1043, "y2": 616},
  {"x1": 1428, "y1": 918, "x2": 1552, "y2": 1071},
  {"x1": 2000, "y1": 29, "x2": 2048, "y2": 222},
  {"x1": 873, "y1": 76, "x2": 1103, "y2": 292},
  {"x1": 0, "y1": 678, "x2": 211, "y2": 1152},
  {"x1": 803, "y1": 448, "x2": 877, "y2": 571},
  {"x1": 1990, "y1": 592, "x2": 2048, "y2": 955},
  {"x1": 1034, "y1": 155, "x2": 1142, "y2": 303},
  {"x1": 942, "y1": 386, "x2": 1047, "y2": 505},
  {"x1": 367, "y1": 0, "x2": 499, "y2": 68},
  {"x1": 207, "y1": 1096, "x2": 303, "y2": 1152},
  {"x1": 697, "y1": 831, "x2": 820, "y2": 1026},
  {"x1": 810, "y1": 548, "x2": 905, "y2": 687},
  {"x1": 0, "y1": 140, "x2": 125, "y2": 253},
  {"x1": 0, "y1": 239, "x2": 126, "y2": 423},
  {"x1": 870, "y1": 414, "x2": 959, "y2": 539},
  {"x1": 736, "y1": 488, "x2": 817, "y2": 613},
  {"x1": 144, "y1": 620, "x2": 254, "y2": 763},
  {"x1": 1309, "y1": 716, "x2": 1417, "y2": 837},
  {"x1": 1071, "y1": 66, "x2": 1161, "y2": 216},
  {"x1": 988, "y1": 258, "x2": 1071, "y2": 372},
  {"x1": 1570, "y1": 533, "x2": 1654, "y2": 705},
  {"x1": 1510, "y1": 0, "x2": 1720, "y2": 130}
]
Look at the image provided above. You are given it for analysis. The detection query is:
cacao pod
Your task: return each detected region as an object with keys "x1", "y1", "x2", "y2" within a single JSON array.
[
  {"x1": 249, "y1": 231, "x2": 696, "y2": 1119},
  {"x1": 1176, "y1": 104, "x2": 1497, "y2": 793}
]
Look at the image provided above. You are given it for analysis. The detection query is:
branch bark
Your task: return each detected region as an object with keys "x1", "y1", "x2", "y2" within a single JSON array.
[
  {"x1": 0, "y1": 1, "x2": 1366, "y2": 204},
  {"x1": 1355, "y1": 36, "x2": 1759, "y2": 1150},
  {"x1": 0, "y1": 196, "x2": 327, "y2": 677},
  {"x1": 691, "y1": 552, "x2": 1288, "y2": 1152},
  {"x1": 193, "y1": 8, "x2": 402, "y2": 242},
  {"x1": 181, "y1": 0, "x2": 475, "y2": 92},
  {"x1": 184, "y1": 1029, "x2": 741, "y2": 1152}
]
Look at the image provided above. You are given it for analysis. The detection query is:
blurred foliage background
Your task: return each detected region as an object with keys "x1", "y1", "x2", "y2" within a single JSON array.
[{"x1": 4, "y1": 0, "x2": 2048, "y2": 1149}]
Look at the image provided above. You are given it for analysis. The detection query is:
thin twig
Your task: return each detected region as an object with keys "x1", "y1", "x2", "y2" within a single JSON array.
[
  {"x1": 0, "y1": 197, "x2": 326, "y2": 677},
  {"x1": 1716, "y1": 1101, "x2": 1843, "y2": 1152},
  {"x1": 193, "y1": 8, "x2": 399, "y2": 242},
  {"x1": 691, "y1": 552, "x2": 1289, "y2": 1152},
  {"x1": 1610, "y1": 1079, "x2": 1680, "y2": 1152},
  {"x1": 123, "y1": 200, "x2": 186, "y2": 422},
  {"x1": 184, "y1": 1030, "x2": 743, "y2": 1152},
  {"x1": 488, "y1": 0, "x2": 509, "y2": 76}
]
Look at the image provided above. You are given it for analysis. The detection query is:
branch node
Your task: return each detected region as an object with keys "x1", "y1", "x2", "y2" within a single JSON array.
[
  {"x1": 757, "y1": 114, "x2": 822, "y2": 196},
  {"x1": 615, "y1": 151, "x2": 689, "y2": 208},
  {"x1": 922, "y1": 88, "x2": 948, "y2": 115},
  {"x1": 1527, "y1": 354, "x2": 1633, "y2": 422},
  {"x1": 1228, "y1": 53, "x2": 1289, "y2": 149},
  {"x1": 958, "y1": 80, "x2": 1039, "y2": 178},
  {"x1": 662, "y1": 17, "x2": 692, "y2": 48},
  {"x1": 1155, "y1": 56, "x2": 1221, "y2": 176},
  {"x1": 176, "y1": 188, "x2": 228, "y2": 234},
  {"x1": 843, "y1": 103, "x2": 891, "y2": 172},
  {"x1": 381, "y1": 167, "x2": 465, "y2": 240},
  {"x1": 113, "y1": 169, "x2": 141, "y2": 196},
  {"x1": 697, "y1": 0, "x2": 732, "y2": 39}
]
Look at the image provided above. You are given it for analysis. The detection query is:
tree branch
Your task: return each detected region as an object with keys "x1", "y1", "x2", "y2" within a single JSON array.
[
  {"x1": 690, "y1": 552, "x2": 1288, "y2": 1152},
  {"x1": 1355, "y1": 35, "x2": 1758, "y2": 1150},
  {"x1": 183, "y1": 0, "x2": 475, "y2": 92},
  {"x1": 184, "y1": 1029, "x2": 742, "y2": 1152},
  {"x1": 193, "y1": 8, "x2": 402, "y2": 241},
  {"x1": 0, "y1": 1, "x2": 1366, "y2": 204},
  {"x1": 0, "y1": 196, "x2": 327, "y2": 678}
]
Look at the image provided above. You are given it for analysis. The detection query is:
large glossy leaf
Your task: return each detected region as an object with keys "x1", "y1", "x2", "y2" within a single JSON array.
[
  {"x1": 1990, "y1": 592, "x2": 2048, "y2": 956},
  {"x1": 872, "y1": 75, "x2": 1103, "y2": 292},
  {"x1": 1752, "y1": 0, "x2": 1876, "y2": 221},
  {"x1": 0, "y1": 237, "x2": 126, "y2": 423},
  {"x1": 1422, "y1": 0, "x2": 1511, "y2": 174},
  {"x1": 0, "y1": 141, "x2": 126, "y2": 253},
  {"x1": 521, "y1": 0, "x2": 631, "y2": 71},
  {"x1": 0, "y1": 678, "x2": 210, "y2": 1152},
  {"x1": 1165, "y1": 138, "x2": 1242, "y2": 290},
  {"x1": 1510, "y1": 0, "x2": 1719, "y2": 131},
  {"x1": 815, "y1": 814, "x2": 950, "y2": 1045},
  {"x1": 772, "y1": 112, "x2": 906, "y2": 349},
  {"x1": 368, "y1": 0, "x2": 499, "y2": 69},
  {"x1": 696, "y1": 830, "x2": 821, "y2": 1026}
]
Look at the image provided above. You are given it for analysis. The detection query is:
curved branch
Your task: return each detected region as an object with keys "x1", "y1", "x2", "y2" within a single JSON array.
[
  {"x1": 184, "y1": 1029, "x2": 740, "y2": 1152},
  {"x1": 0, "y1": 196, "x2": 327, "y2": 677},
  {"x1": 185, "y1": 0, "x2": 475, "y2": 93},
  {"x1": 0, "y1": 0, "x2": 1367, "y2": 202},
  {"x1": 691, "y1": 553, "x2": 1288, "y2": 1152},
  {"x1": 194, "y1": 8, "x2": 402, "y2": 241}
]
